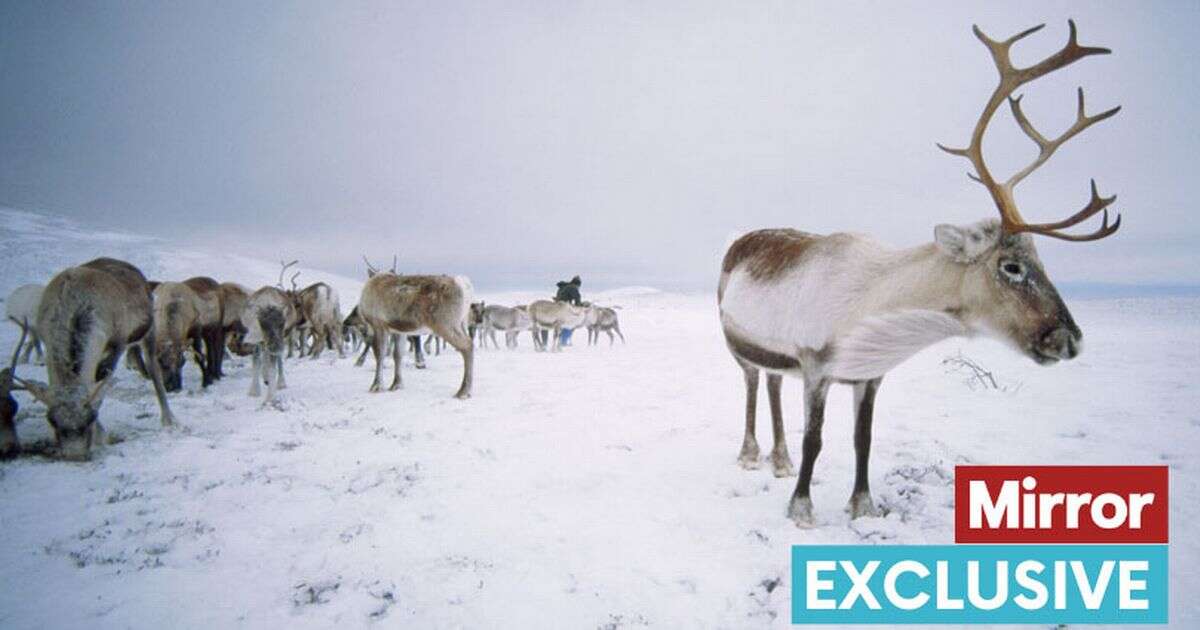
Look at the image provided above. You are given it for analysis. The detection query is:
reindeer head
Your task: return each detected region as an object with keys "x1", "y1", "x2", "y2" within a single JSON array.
[
  {"x1": 936, "y1": 20, "x2": 1121, "y2": 365},
  {"x1": 17, "y1": 378, "x2": 112, "y2": 460},
  {"x1": 469, "y1": 302, "x2": 486, "y2": 326}
]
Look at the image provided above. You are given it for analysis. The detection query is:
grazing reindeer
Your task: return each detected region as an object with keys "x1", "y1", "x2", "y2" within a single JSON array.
[
  {"x1": 220, "y1": 282, "x2": 251, "y2": 354},
  {"x1": 357, "y1": 267, "x2": 474, "y2": 397},
  {"x1": 146, "y1": 282, "x2": 206, "y2": 392},
  {"x1": 586, "y1": 306, "x2": 625, "y2": 346},
  {"x1": 479, "y1": 304, "x2": 533, "y2": 349},
  {"x1": 718, "y1": 21, "x2": 1122, "y2": 525},
  {"x1": 242, "y1": 286, "x2": 297, "y2": 406},
  {"x1": 1, "y1": 326, "x2": 28, "y2": 458},
  {"x1": 6, "y1": 284, "x2": 45, "y2": 364},
  {"x1": 295, "y1": 282, "x2": 344, "y2": 359},
  {"x1": 529, "y1": 300, "x2": 588, "y2": 352},
  {"x1": 182, "y1": 276, "x2": 225, "y2": 384},
  {"x1": 15, "y1": 258, "x2": 176, "y2": 460}
]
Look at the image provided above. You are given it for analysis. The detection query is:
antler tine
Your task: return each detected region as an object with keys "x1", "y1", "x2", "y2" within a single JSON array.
[
  {"x1": 290, "y1": 270, "x2": 301, "y2": 291},
  {"x1": 362, "y1": 255, "x2": 379, "y2": 273},
  {"x1": 1006, "y1": 88, "x2": 1122, "y2": 189},
  {"x1": 278, "y1": 259, "x2": 298, "y2": 288},
  {"x1": 1018, "y1": 179, "x2": 1121, "y2": 241},
  {"x1": 391, "y1": 254, "x2": 398, "y2": 273}
]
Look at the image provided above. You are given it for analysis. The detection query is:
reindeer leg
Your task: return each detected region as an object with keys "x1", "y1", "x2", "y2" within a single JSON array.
[
  {"x1": 275, "y1": 353, "x2": 287, "y2": 389},
  {"x1": 412, "y1": 335, "x2": 427, "y2": 369},
  {"x1": 766, "y1": 374, "x2": 794, "y2": 477},
  {"x1": 355, "y1": 337, "x2": 370, "y2": 367},
  {"x1": 389, "y1": 331, "x2": 403, "y2": 391},
  {"x1": 17, "y1": 323, "x2": 33, "y2": 364},
  {"x1": 615, "y1": 323, "x2": 626, "y2": 344},
  {"x1": 788, "y1": 377, "x2": 830, "y2": 526},
  {"x1": 369, "y1": 330, "x2": 385, "y2": 392},
  {"x1": 127, "y1": 344, "x2": 150, "y2": 379},
  {"x1": 263, "y1": 350, "x2": 278, "y2": 405},
  {"x1": 143, "y1": 332, "x2": 177, "y2": 427},
  {"x1": 248, "y1": 347, "x2": 262, "y2": 397},
  {"x1": 434, "y1": 321, "x2": 473, "y2": 399},
  {"x1": 847, "y1": 378, "x2": 883, "y2": 519},
  {"x1": 736, "y1": 361, "x2": 761, "y2": 469}
]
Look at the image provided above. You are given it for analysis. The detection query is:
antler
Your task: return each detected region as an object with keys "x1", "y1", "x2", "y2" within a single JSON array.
[
  {"x1": 1, "y1": 321, "x2": 28, "y2": 392},
  {"x1": 278, "y1": 260, "x2": 298, "y2": 289},
  {"x1": 937, "y1": 20, "x2": 1122, "y2": 241},
  {"x1": 290, "y1": 271, "x2": 301, "y2": 292}
]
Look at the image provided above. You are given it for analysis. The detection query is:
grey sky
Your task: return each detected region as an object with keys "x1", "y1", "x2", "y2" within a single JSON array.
[{"x1": 2, "y1": 1, "x2": 1197, "y2": 290}]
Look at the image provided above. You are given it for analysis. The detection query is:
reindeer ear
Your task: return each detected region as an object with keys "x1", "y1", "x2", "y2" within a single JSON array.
[
  {"x1": 15, "y1": 377, "x2": 52, "y2": 404},
  {"x1": 934, "y1": 222, "x2": 997, "y2": 263}
]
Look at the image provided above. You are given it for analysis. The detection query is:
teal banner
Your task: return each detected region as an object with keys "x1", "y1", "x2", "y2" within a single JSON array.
[{"x1": 791, "y1": 545, "x2": 1167, "y2": 624}]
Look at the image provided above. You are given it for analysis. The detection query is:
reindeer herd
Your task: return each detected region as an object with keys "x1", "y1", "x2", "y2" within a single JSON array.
[
  {"x1": 0, "y1": 21, "x2": 1124, "y2": 529},
  {"x1": 1, "y1": 255, "x2": 626, "y2": 462}
]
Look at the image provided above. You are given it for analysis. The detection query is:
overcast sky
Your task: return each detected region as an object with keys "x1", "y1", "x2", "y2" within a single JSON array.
[{"x1": 2, "y1": 1, "x2": 1197, "y2": 290}]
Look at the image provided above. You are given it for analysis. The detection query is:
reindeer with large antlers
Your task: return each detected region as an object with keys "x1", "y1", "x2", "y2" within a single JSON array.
[{"x1": 718, "y1": 21, "x2": 1123, "y2": 526}]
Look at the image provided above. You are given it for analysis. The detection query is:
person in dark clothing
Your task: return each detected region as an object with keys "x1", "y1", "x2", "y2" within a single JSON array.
[
  {"x1": 553, "y1": 275, "x2": 582, "y2": 346},
  {"x1": 555, "y1": 275, "x2": 582, "y2": 305}
]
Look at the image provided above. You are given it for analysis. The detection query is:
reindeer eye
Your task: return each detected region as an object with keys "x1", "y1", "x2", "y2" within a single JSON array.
[{"x1": 999, "y1": 260, "x2": 1026, "y2": 280}]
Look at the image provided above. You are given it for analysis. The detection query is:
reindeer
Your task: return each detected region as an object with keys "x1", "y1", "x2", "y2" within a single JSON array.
[
  {"x1": 468, "y1": 302, "x2": 486, "y2": 347},
  {"x1": 145, "y1": 282, "x2": 206, "y2": 392},
  {"x1": 5, "y1": 284, "x2": 44, "y2": 364},
  {"x1": 241, "y1": 286, "x2": 298, "y2": 405},
  {"x1": 14, "y1": 258, "x2": 176, "y2": 460},
  {"x1": 220, "y1": 282, "x2": 251, "y2": 354},
  {"x1": 529, "y1": 300, "x2": 589, "y2": 352},
  {"x1": 478, "y1": 304, "x2": 534, "y2": 349},
  {"x1": 718, "y1": 21, "x2": 1122, "y2": 526},
  {"x1": 295, "y1": 282, "x2": 344, "y2": 359},
  {"x1": 586, "y1": 306, "x2": 625, "y2": 346},
  {"x1": 182, "y1": 276, "x2": 225, "y2": 384},
  {"x1": 357, "y1": 262, "x2": 474, "y2": 397},
  {"x1": 1, "y1": 326, "x2": 28, "y2": 458}
]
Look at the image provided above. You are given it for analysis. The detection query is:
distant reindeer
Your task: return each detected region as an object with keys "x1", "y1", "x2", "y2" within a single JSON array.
[
  {"x1": 479, "y1": 304, "x2": 533, "y2": 349},
  {"x1": 145, "y1": 282, "x2": 206, "y2": 392},
  {"x1": 295, "y1": 282, "x2": 344, "y2": 359},
  {"x1": 242, "y1": 286, "x2": 298, "y2": 406},
  {"x1": 5, "y1": 284, "x2": 44, "y2": 364},
  {"x1": 182, "y1": 276, "x2": 225, "y2": 384},
  {"x1": 718, "y1": 21, "x2": 1122, "y2": 525},
  {"x1": 528, "y1": 300, "x2": 588, "y2": 352},
  {"x1": 357, "y1": 258, "x2": 474, "y2": 397},
  {"x1": 15, "y1": 258, "x2": 176, "y2": 460},
  {"x1": 220, "y1": 282, "x2": 251, "y2": 355},
  {"x1": 586, "y1": 306, "x2": 625, "y2": 346},
  {"x1": 468, "y1": 302, "x2": 486, "y2": 347},
  {"x1": 343, "y1": 306, "x2": 368, "y2": 354},
  {"x1": 1, "y1": 326, "x2": 28, "y2": 458}
]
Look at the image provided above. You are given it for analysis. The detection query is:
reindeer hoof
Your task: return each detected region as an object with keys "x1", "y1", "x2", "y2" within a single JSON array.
[
  {"x1": 388, "y1": 383, "x2": 402, "y2": 392},
  {"x1": 737, "y1": 445, "x2": 761, "y2": 470},
  {"x1": 770, "y1": 452, "x2": 795, "y2": 478},
  {"x1": 369, "y1": 384, "x2": 382, "y2": 393},
  {"x1": 454, "y1": 391, "x2": 471, "y2": 400},
  {"x1": 788, "y1": 496, "x2": 816, "y2": 527},
  {"x1": 846, "y1": 493, "x2": 882, "y2": 519}
]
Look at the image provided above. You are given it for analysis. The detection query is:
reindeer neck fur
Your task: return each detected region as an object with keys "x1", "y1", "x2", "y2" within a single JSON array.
[{"x1": 720, "y1": 231, "x2": 979, "y2": 380}]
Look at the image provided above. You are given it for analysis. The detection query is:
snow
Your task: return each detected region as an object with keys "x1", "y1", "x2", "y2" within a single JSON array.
[{"x1": 1, "y1": 209, "x2": 1198, "y2": 628}]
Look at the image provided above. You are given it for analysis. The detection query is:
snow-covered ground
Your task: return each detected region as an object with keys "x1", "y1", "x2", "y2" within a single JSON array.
[{"x1": 1, "y1": 208, "x2": 1197, "y2": 628}]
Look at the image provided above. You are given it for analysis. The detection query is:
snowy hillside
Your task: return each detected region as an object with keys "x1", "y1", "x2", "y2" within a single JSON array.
[
  {"x1": 0, "y1": 209, "x2": 1197, "y2": 628},
  {"x1": 0, "y1": 207, "x2": 365, "y2": 331}
]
